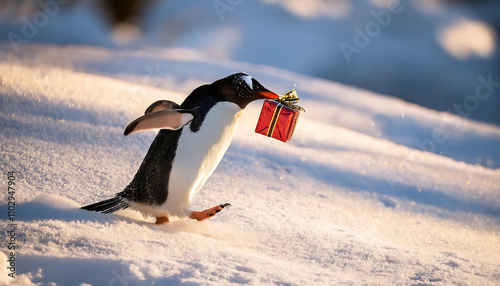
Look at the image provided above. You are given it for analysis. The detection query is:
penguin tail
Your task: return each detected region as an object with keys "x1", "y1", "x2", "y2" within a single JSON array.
[{"x1": 80, "y1": 197, "x2": 130, "y2": 214}]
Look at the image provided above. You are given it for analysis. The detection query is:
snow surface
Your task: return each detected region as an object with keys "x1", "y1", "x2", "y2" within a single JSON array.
[
  {"x1": 1, "y1": 0, "x2": 499, "y2": 126},
  {"x1": 0, "y1": 44, "x2": 499, "y2": 285}
]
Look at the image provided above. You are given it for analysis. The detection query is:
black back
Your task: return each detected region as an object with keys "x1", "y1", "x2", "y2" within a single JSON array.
[{"x1": 117, "y1": 128, "x2": 182, "y2": 206}]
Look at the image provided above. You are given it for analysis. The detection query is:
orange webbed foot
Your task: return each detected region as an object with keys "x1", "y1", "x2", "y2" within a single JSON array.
[
  {"x1": 155, "y1": 216, "x2": 170, "y2": 224},
  {"x1": 189, "y1": 203, "x2": 231, "y2": 221}
]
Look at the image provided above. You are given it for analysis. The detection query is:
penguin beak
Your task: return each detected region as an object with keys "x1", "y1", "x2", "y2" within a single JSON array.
[
  {"x1": 256, "y1": 90, "x2": 280, "y2": 100},
  {"x1": 250, "y1": 77, "x2": 280, "y2": 100}
]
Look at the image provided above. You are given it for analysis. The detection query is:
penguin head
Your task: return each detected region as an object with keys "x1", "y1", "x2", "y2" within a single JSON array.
[{"x1": 211, "y1": 73, "x2": 279, "y2": 109}]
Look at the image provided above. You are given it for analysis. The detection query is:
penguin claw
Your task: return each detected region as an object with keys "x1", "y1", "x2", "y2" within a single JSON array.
[
  {"x1": 189, "y1": 203, "x2": 231, "y2": 221},
  {"x1": 216, "y1": 203, "x2": 231, "y2": 213}
]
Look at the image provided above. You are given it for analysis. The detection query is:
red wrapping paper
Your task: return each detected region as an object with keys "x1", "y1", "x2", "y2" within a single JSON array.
[{"x1": 255, "y1": 99, "x2": 301, "y2": 142}]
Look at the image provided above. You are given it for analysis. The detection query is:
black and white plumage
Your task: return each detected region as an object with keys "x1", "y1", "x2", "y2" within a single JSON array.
[{"x1": 81, "y1": 73, "x2": 279, "y2": 221}]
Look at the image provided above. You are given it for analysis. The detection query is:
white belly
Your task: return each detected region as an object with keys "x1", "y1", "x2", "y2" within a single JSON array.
[{"x1": 161, "y1": 101, "x2": 242, "y2": 217}]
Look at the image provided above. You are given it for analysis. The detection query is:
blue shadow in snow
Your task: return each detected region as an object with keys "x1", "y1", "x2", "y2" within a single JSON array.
[
  {"x1": 17, "y1": 254, "x2": 197, "y2": 286},
  {"x1": 373, "y1": 113, "x2": 500, "y2": 169},
  {"x1": 0, "y1": 92, "x2": 154, "y2": 149},
  {"x1": 234, "y1": 145, "x2": 500, "y2": 220}
]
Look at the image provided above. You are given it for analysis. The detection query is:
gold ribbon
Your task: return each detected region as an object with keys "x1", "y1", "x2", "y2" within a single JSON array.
[
  {"x1": 277, "y1": 89, "x2": 305, "y2": 112},
  {"x1": 266, "y1": 102, "x2": 284, "y2": 137}
]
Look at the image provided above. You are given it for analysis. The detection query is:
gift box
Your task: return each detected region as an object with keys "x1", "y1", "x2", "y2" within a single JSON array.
[{"x1": 255, "y1": 90, "x2": 304, "y2": 142}]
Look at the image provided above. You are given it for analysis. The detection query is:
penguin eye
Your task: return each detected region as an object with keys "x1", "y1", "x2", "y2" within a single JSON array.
[{"x1": 242, "y1": 75, "x2": 253, "y2": 91}]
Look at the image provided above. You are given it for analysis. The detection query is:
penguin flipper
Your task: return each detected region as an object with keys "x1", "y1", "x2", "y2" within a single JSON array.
[
  {"x1": 124, "y1": 109, "x2": 195, "y2": 136},
  {"x1": 144, "y1": 100, "x2": 180, "y2": 114}
]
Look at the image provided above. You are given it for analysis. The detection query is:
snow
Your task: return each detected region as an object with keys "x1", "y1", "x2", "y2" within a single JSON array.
[
  {"x1": 0, "y1": 43, "x2": 499, "y2": 285},
  {"x1": 1, "y1": 0, "x2": 499, "y2": 126}
]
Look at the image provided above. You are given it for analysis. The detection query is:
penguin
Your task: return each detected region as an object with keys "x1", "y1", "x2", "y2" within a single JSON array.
[{"x1": 81, "y1": 73, "x2": 279, "y2": 224}]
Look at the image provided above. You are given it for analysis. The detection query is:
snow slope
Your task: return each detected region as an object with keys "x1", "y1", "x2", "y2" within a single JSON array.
[
  {"x1": 0, "y1": 44, "x2": 499, "y2": 285},
  {"x1": 1, "y1": 0, "x2": 499, "y2": 125}
]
